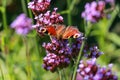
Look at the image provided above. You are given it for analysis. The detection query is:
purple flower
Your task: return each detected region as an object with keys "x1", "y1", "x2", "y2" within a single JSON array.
[
  {"x1": 42, "y1": 37, "x2": 71, "y2": 72},
  {"x1": 10, "y1": 13, "x2": 33, "y2": 35},
  {"x1": 77, "y1": 58, "x2": 118, "y2": 80},
  {"x1": 71, "y1": 37, "x2": 85, "y2": 57},
  {"x1": 34, "y1": 8, "x2": 63, "y2": 27},
  {"x1": 81, "y1": 1, "x2": 105, "y2": 23},
  {"x1": 28, "y1": 0, "x2": 51, "y2": 15},
  {"x1": 42, "y1": 37, "x2": 71, "y2": 56},
  {"x1": 32, "y1": 8, "x2": 64, "y2": 36},
  {"x1": 43, "y1": 53, "x2": 70, "y2": 72},
  {"x1": 84, "y1": 46, "x2": 104, "y2": 58},
  {"x1": 71, "y1": 36, "x2": 103, "y2": 59},
  {"x1": 105, "y1": 0, "x2": 115, "y2": 4}
]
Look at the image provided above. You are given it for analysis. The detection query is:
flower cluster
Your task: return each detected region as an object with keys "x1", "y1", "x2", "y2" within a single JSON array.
[
  {"x1": 34, "y1": 8, "x2": 63, "y2": 27},
  {"x1": 43, "y1": 53, "x2": 70, "y2": 72},
  {"x1": 71, "y1": 37, "x2": 103, "y2": 58},
  {"x1": 28, "y1": 0, "x2": 51, "y2": 15},
  {"x1": 28, "y1": 0, "x2": 64, "y2": 36},
  {"x1": 27, "y1": 0, "x2": 118, "y2": 79},
  {"x1": 42, "y1": 38, "x2": 71, "y2": 72},
  {"x1": 10, "y1": 13, "x2": 33, "y2": 35},
  {"x1": 81, "y1": 1, "x2": 105, "y2": 23},
  {"x1": 28, "y1": 0, "x2": 68, "y2": 72},
  {"x1": 77, "y1": 58, "x2": 118, "y2": 80},
  {"x1": 71, "y1": 37, "x2": 85, "y2": 57},
  {"x1": 42, "y1": 38, "x2": 71, "y2": 56},
  {"x1": 42, "y1": 31, "x2": 104, "y2": 72},
  {"x1": 84, "y1": 46, "x2": 104, "y2": 58}
]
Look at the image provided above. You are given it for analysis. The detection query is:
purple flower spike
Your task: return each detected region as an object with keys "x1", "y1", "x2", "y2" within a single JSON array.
[
  {"x1": 10, "y1": 13, "x2": 33, "y2": 35},
  {"x1": 43, "y1": 37, "x2": 71, "y2": 56},
  {"x1": 43, "y1": 53, "x2": 70, "y2": 72},
  {"x1": 28, "y1": 0, "x2": 51, "y2": 15},
  {"x1": 84, "y1": 46, "x2": 104, "y2": 58},
  {"x1": 35, "y1": 8, "x2": 64, "y2": 27},
  {"x1": 71, "y1": 37, "x2": 85, "y2": 57},
  {"x1": 42, "y1": 37, "x2": 72, "y2": 72},
  {"x1": 77, "y1": 59, "x2": 118, "y2": 80}
]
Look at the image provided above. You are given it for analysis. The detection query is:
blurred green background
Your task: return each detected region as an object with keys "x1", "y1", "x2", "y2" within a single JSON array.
[{"x1": 0, "y1": 0, "x2": 120, "y2": 80}]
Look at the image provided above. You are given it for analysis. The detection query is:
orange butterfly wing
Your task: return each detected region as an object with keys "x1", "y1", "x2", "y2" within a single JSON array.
[
  {"x1": 40, "y1": 25, "x2": 56, "y2": 36},
  {"x1": 40, "y1": 25, "x2": 82, "y2": 39},
  {"x1": 45, "y1": 25, "x2": 57, "y2": 36},
  {"x1": 55, "y1": 25, "x2": 66, "y2": 39},
  {"x1": 62, "y1": 26, "x2": 81, "y2": 39}
]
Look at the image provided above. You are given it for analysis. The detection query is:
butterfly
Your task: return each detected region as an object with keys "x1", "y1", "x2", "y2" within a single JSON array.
[{"x1": 39, "y1": 24, "x2": 83, "y2": 39}]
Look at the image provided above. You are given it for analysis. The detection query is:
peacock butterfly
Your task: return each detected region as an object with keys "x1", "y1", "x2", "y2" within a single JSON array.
[{"x1": 39, "y1": 24, "x2": 83, "y2": 39}]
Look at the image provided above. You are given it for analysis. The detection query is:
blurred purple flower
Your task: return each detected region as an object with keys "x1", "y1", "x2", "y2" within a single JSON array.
[
  {"x1": 81, "y1": 1, "x2": 105, "y2": 23},
  {"x1": 10, "y1": 13, "x2": 33, "y2": 35},
  {"x1": 105, "y1": 0, "x2": 115, "y2": 4}
]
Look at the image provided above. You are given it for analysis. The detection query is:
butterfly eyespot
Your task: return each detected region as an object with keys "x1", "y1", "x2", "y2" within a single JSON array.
[
  {"x1": 39, "y1": 27, "x2": 46, "y2": 33},
  {"x1": 73, "y1": 33, "x2": 81, "y2": 38}
]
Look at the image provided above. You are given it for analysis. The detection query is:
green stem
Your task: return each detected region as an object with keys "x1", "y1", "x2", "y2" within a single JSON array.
[
  {"x1": 21, "y1": 0, "x2": 28, "y2": 14},
  {"x1": 21, "y1": 0, "x2": 33, "y2": 22},
  {"x1": 35, "y1": 36, "x2": 40, "y2": 56},
  {"x1": 59, "y1": 70, "x2": 62, "y2": 80},
  {"x1": 59, "y1": 10, "x2": 69, "y2": 15},
  {"x1": 84, "y1": 21, "x2": 92, "y2": 37},
  {"x1": 1, "y1": 0, "x2": 8, "y2": 54},
  {"x1": 67, "y1": 11, "x2": 72, "y2": 25},
  {"x1": 0, "y1": 65, "x2": 4, "y2": 80},
  {"x1": 72, "y1": 41, "x2": 85, "y2": 80},
  {"x1": 57, "y1": 69, "x2": 66, "y2": 80},
  {"x1": 63, "y1": 69, "x2": 68, "y2": 80},
  {"x1": 1, "y1": 36, "x2": 5, "y2": 53},
  {"x1": 26, "y1": 0, "x2": 33, "y2": 22},
  {"x1": 107, "y1": 5, "x2": 119, "y2": 30},
  {"x1": 1, "y1": 8, "x2": 7, "y2": 30},
  {"x1": 67, "y1": 0, "x2": 72, "y2": 25},
  {"x1": 69, "y1": 0, "x2": 77, "y2": 12},
  {"x1": 2, "y1": 0, "x2": 7, "y2": 7},
  {"x1": 5, "y1": 54, "x2": 13, "y2": 80},
  {"x1": 67, "y1": 0, "x2": 80, "y2": 25},
  {"x1": 72, "y1": 20, "x2": 91, "y2": 80},
  {"x1": 23, "y1": 37, "x2": 31, "y2": 80}
]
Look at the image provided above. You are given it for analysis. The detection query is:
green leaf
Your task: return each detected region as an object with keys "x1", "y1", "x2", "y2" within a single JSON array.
[{"x1": 107, "y1": 33, "x2": 120, "y2": 46}]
